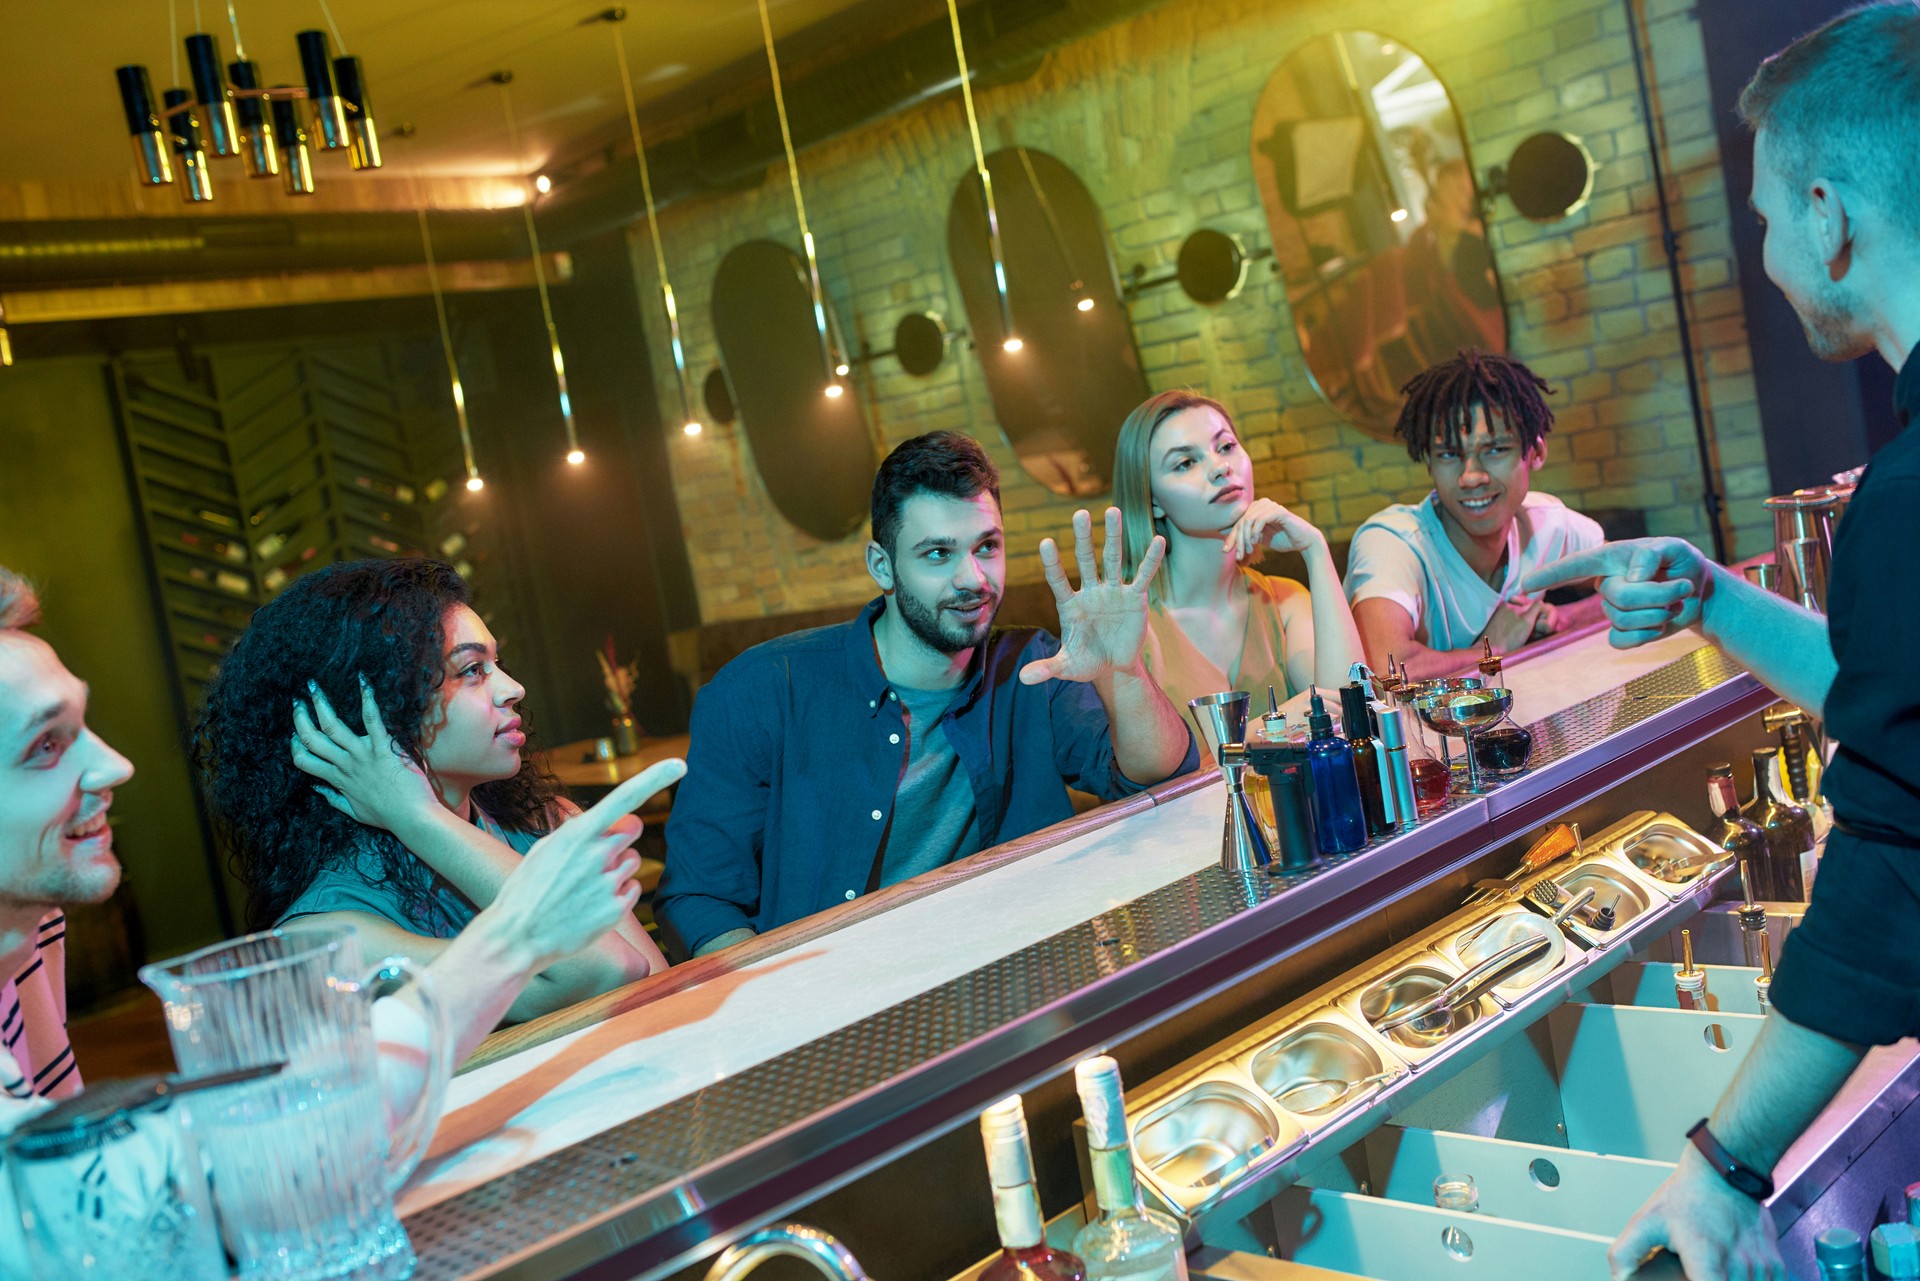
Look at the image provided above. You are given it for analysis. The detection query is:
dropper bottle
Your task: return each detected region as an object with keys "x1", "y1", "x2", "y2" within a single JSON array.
[{"x1": 1305, "y1": 687, "x2": 1368, "y2": 856}]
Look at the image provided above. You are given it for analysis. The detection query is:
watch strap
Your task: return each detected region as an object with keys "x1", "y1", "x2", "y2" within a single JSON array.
[{"x1": 1688, "y1": 1118, "x2": 1775, "y2": 1202}]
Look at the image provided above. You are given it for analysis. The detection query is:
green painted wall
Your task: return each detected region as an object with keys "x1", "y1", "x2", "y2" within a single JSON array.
[{"x1": 0, "y1": 356, "x2": 230, "y2": 959}]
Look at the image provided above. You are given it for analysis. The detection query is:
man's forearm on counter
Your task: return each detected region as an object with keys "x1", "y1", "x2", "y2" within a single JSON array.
[
  {"x1": 1699, "y1": 566, "x2": 1836, "y2": 714},
  {"x1": 1710, "y1": 1013, "x2": 1865, "y2": 1174}
]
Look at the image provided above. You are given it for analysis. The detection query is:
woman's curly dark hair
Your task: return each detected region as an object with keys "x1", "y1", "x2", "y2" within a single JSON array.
[{"x1": 194, "y1": 558, "x2": 562, "y2": 929}]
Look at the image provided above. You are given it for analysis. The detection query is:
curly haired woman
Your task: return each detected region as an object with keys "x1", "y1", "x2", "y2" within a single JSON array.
[{"x1": 196, "y1": 558, "x2": 665, "y2": 1022}]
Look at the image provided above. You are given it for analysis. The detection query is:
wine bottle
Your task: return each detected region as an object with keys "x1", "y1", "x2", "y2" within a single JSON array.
[
  {"x1": 1741, "y1": 748, "x2": 1816, "y2": 902},
  {"x1": 1706, "y1": 762, "x2": 1772, "y2": 899},
  {"x1": 1341, "y1": 684, "x2": 1395, "y2": 840},
  {"x1": 980, "y1": 1097, "x2": 1086, "y2": 1281},
  {"x1": 1071, "y1": 1058, "x2": 1187, "y2": 1281}
]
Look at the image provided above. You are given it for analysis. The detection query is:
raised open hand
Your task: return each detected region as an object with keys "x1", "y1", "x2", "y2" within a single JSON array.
[
  {"x1": 291, "y1": 675, "x2": 440, "y2": 831},
  {"x1": 1524, "y1": 538, "x2": 1708, "y2": 649},
  {"x1": 1019, "y1": 507, "x2": 1166, "y2": 686}
]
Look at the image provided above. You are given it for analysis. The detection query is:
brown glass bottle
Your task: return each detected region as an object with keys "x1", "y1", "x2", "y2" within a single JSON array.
[
  {"x1": 1706, "y1": 762, "x2": 1772, "y2": 899},
  {"x1": 1740, "y1": 747, "x2": 1816, "y2": 902},
  {"x1": 1341, "y1": 684, "x2": 1395, "y2": 839}
]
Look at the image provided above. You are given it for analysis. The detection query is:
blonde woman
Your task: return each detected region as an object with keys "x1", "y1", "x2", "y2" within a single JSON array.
[{"x1": 1113, "y1": 390, "x2": 1364, "y2": 717}]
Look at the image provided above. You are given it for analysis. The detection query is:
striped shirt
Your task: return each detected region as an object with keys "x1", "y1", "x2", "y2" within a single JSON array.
[{"x1": 0, "y1": 911, "x2": 80, "y2": 1103}]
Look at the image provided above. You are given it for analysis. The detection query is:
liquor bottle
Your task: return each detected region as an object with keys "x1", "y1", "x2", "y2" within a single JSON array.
[
  {"x1": 980, "y1": 1096, "x2": 1086, "y2": 1281},
  {"x1": 1375, "y1": 703, "x2": 1420, "y2": 833},
  {"x1": 1305, "y1": 689, "x2": 1368, "y2": 857},
  {"x1": 1706, "y1": 762, "x2": 1772, "y2": 900},
  {"x1": 1071, "y1": 1058, "x2": 1187, "y2": 1281},
  {"x1": 1741, "y1": 748, "x2": 1817, "y2": 902},
  {"x1": 1340, "y1": 684, "x2": 1395, "y2": 840}
]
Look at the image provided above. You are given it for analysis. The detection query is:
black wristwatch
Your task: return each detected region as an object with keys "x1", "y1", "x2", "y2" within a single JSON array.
[{"x1": 1688, "y1": 1119, "x2": 1774, "y2": 1202}]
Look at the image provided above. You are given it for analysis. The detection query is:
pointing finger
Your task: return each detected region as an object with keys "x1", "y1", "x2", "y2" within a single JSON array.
[
  {"x1": 578, "y1": 758, "x2": 688, "y2": 833},
  {"x1": 1522, "y1": 545, "x2": 1629, "y2": 594}
]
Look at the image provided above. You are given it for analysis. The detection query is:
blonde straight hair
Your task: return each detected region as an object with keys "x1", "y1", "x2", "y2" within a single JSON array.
[{"x1": 1111, "y1": 388, "x2": 1237, "y2": 605}]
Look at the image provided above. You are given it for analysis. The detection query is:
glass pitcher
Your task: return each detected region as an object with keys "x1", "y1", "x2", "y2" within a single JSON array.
[{"x1": 140, "y1": 924, "x2": 454, "y2": 1281}]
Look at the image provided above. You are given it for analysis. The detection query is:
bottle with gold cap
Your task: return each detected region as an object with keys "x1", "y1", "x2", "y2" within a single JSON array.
[
  {"x1": 980, "y1": 1096, "x2": 1086, "y2": 1281},
  {"x1": 1072, "y1": 1057, "x2": 1187, "y2": 1281}
]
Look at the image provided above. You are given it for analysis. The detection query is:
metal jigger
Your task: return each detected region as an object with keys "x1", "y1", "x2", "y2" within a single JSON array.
[{"x1": 1189, "y1": 692, "x2": 1272, "y2": 876}]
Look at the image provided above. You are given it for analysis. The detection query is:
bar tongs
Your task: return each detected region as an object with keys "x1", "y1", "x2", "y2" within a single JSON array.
[{"x1": 1373, "y1": 933, "x2": 1552, "y2": 1035}]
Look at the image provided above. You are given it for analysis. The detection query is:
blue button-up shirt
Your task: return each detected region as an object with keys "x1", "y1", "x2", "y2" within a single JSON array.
[{"x1": 656, "y1": 597, "x2": 1199, "y2": 956}]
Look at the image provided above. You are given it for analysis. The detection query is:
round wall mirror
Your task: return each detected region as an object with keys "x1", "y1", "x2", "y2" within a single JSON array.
[
  {"x1": 1506, "y1": 131, "x2": 1596, "y2": 222},
  {"x1": 1251, "y1": 31, "x2": 1508, "y2": 440},
  {"x1": 1177, "y1": 229, "x2": 1249, "y2": 305},
  {"x1": 894, "y1": 311, "x2": 947, "y2": 376}
]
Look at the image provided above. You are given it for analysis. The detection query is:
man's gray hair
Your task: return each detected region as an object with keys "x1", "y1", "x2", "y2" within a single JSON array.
[
  {"x1": 1739, "y1": 3, "x2": 1920, "y2": 232},
  {"x1": 0, "y1": 567, "x2": 41, "y2": 631}
]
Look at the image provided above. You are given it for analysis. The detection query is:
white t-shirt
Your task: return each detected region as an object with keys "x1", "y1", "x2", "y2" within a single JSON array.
[{"x1": 1345, "y1": 492, "x2": 1604, "y2": 653}]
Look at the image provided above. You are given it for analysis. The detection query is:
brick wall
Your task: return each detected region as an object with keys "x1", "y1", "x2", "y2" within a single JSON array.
[{"x1": 632, "y1": 0, "x2": 1771, "y2": 623}]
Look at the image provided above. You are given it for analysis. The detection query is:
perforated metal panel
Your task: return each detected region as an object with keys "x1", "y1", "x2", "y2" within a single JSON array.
[{"x1": 406, "y1": 645, "x2": 1753, "y2": 1281}]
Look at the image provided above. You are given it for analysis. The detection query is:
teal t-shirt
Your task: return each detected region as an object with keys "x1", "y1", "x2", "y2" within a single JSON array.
[
  {"x1": 877, "y1": 682, "x2": 982, "y2": 888},
  {"x1": 276, "y1": 806, "x2": 540, "y2": 937}
]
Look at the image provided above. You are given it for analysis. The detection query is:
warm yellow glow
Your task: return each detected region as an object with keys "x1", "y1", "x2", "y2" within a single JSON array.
[
  {"x1": 466, "y1": 475, "x2": 485, "y2": 492},
  {"x1": 834, "y1": 362, "x2": 850, "y2": 377},
  {"x1": 1002, "y1": 336, "x2": 1024, "y2": 353},
  {"x1": 534, "y1": 174, "x2": 552, "y2": 194},
  {"x1": 823, "y1": 382, "x2": 845, "y2": 399},
  {"x1": 566, "y1": 448, "x2": 586, "y2": 465},
  {"x1": 1075, "y1": 297, "x2": 1094, "y2": 313},
  {"x1": 1390, "y1": 208, "x2": 1409, "y2": 223},
  {"x1": 683, "y1": 421, "x2": 703, "y2": 436}
]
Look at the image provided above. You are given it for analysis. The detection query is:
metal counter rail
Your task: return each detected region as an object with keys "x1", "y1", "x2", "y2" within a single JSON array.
[{"x1": 405, "y1": 646, "x2": 1771, "y2": 1281}]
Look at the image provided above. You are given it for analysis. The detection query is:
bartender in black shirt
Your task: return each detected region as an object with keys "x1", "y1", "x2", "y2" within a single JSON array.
[{"x1": 1526, "y1": 7, "x2": 1920, "y2": 1279}]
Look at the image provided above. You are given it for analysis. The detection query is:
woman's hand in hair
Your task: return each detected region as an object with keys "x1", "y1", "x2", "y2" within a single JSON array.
[
  {"x1": 291, "y1": 675, "x2": 442, "y2": 833},
  {"x1": 1226, "y1": 498, "x2": 1324, "y2": 561}
]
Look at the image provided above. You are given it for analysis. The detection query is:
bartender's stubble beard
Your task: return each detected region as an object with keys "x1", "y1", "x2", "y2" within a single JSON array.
[{"x1": 893, "y1": 580, "x2": 1000, "y2": 656}]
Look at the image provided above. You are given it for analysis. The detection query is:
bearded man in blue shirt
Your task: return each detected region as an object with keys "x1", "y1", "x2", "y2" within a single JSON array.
[{"x1": 657, "y1": 431, "x2": 1199, "y2": 958}]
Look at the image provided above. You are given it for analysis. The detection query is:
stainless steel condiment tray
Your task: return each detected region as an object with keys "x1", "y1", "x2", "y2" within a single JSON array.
[
  {"x1": 1334, "y1": 949, "x2": 1502, "y2": 1067},
  {"x1": 1430, "y1": 904, "x2": 1591, "y2": 1007}
]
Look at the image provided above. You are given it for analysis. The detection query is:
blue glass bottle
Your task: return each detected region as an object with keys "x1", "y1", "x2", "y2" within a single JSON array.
[{"x1": 1306, "y1": 687, "x2": 1369, "y2": 856}]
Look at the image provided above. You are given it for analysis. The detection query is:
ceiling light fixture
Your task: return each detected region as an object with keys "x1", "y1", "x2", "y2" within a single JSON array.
[
  {"x1": 594, "y1": 7, "x2": 705, "y2": 437},
  {"x1": 402, "y1": 133, "x2": 484, "y2": 496},
  {"x1": 534, "y1": 173, "x2": 552, "y2": 194},
  {"x1": 946, "y1": 0, "x2": 1017, "y2": 356},
  {"x1": 487, "y1": 70, "x2": 582, "y2": 467},
  {"x1": 758, "y1": 0, "x2": 845, "y2": 398},
  {"x1": 1390, "y1": 207, "x2": 1409, "y2": 223},
  {"x1": 1076, "y1": 297, "x2": 1095, "y2": 313},
  {"x1": 111, "y1": 0, "x2": 380, "y2": 201}
]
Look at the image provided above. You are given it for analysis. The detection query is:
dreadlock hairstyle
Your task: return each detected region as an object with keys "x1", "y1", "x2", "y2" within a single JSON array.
[{"x1": 1392, "y1": 350, "x2": 1558, "y2": 464}]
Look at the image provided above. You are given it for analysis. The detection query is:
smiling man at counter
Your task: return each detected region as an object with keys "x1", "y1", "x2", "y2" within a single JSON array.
[
  {"x1": 1345, "y1": 349, "x2": 1607, "y2": 681},
  {"x1": 655, "y1": 432, "x2": 1198, "y2": 960},
  {"x1": 1527, "y1": 7, "x2": 1920, "y2": 1278}
]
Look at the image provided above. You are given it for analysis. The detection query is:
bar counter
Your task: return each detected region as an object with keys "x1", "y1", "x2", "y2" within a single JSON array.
[{"x1": 397, "y1": 626, "x2": 1847, "y2": 1281}]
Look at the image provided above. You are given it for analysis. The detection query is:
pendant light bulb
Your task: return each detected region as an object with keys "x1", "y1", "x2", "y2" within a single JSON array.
[
  {"x1": 1076, "y1": 296, "x2": 1095, "y2": 313},
  {"x1": 683, "y1": 421, "x2": 703, "y2": 437},
  {"x1": 566, "y1": 448, "x2": 587, "y2": 465},
  {"x1": 834, "y1": 361, "x2": 850, "y2": 377},
  {"x1": 465, "y1": 475, "x2": 485, "y2": 492},
  {"x1": 534, "y1": 173, "x2": 552, "y2": 194},
  {"x1": 1002, "y1": 336, "x2": 1024, "y2": 353},
  {"x1": 823, "y1": 382, "x2": 845, "y2": 399}
]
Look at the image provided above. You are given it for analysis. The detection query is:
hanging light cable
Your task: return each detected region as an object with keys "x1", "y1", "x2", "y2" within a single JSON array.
[
  {"x1": 755, "y1": 0, "x2": 841, "y2": 397},
  {"x1": 597, "y1": 9, "x2": 700, "y2": 435},
  {"x1": 944, "y1": 0, "x2": 1017, "y2": 351},
  {"x1": 401, "y1": 134, "x2": 483, "y2": 492},
  {"x1": 489, "y1": 70, "x2": 583, "y2": 465}
]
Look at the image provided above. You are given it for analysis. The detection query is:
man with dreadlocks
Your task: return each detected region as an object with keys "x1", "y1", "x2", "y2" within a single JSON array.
[{"x1": 1344, "y1": 349, "x2": 1606, "y2": 679}]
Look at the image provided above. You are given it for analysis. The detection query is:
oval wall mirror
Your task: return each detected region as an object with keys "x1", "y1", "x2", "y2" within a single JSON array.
[
  {"x1": 703, "y1": 366, "x2": 736, "y2": 425},
  {"x1": 894, "y1": 311, "x2": 948, "y2": 377},
  {"x1": 947, "y1": 147, "x2": 1148, "y2": 496},
  {"x1": 1177, "y1": 228, "x2": 1249, "y2": 305},
  {"x1": 710, "y1": 240, "x2": 876, "y2": 541},
  {"x1": 1251, "y1": 32, "x2": 1508, "y2": 440}
]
